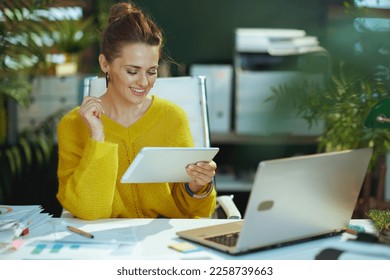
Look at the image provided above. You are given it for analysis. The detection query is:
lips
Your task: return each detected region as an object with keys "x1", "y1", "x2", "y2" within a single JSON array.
[{"x1": 130, "y1": 87, "x2": 146, "y2": 96}]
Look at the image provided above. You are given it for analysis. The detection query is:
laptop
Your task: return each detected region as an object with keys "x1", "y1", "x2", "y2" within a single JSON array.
[{"x1": 176, "y1": 148, "x2": 373, "y2": 255}]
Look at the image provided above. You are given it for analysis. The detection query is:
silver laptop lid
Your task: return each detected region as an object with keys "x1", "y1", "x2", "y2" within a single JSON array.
[{"x1": 236, "y1": 148, "x2": 373, "y2": 252}]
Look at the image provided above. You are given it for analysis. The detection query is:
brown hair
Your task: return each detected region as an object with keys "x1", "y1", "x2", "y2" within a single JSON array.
[{"x1": 100, "y1": 1, "x2": 163, "y2": 63}]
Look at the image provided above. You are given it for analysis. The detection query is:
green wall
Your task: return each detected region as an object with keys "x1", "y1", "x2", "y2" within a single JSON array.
[{"x1": 131, "y1": 0, "x2": 329, "y2": 68}]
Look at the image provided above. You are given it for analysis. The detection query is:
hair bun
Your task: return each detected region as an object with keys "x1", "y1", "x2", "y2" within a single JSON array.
[
  {"x1": 101, "y1": 1, "x2": 163, "y2": 63},
  {"x1": 108, "y1": 2, "x2": 142, "y2": 24}
]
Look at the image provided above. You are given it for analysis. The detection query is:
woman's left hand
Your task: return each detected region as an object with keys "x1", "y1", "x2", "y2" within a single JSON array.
[{"x1": 185, "y1": 160, "x2": 217, "y2": 193}]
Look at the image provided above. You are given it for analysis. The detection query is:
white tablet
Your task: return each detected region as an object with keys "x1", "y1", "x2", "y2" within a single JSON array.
[{"x1": 120, "y1": 147, "x2": 220, "y2": 183}]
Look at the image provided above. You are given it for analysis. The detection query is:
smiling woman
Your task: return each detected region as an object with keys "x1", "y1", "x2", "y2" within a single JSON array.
[{"x1": 55, "y1": 1, "x2": 217, "y2": 220}]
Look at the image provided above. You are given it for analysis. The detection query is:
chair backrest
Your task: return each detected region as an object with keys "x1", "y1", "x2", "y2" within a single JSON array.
[{"x1": 83, "y1": 76, "x2": 210, "y2": 147}]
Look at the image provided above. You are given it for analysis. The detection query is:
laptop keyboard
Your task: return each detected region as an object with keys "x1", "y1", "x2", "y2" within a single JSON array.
[{"x1": 205, "y1": 232, "x2": 240, "y2": 247}]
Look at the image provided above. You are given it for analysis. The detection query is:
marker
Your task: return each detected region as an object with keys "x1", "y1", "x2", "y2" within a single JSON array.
[
  {"x1": 20, "y1": 227, "x2": 29, "y2": 236},
  {"x1": 67, "y1": 226, "x2": 94, "y2": 239}
]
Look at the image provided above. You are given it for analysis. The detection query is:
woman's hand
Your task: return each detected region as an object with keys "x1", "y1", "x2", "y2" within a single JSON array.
[
  {"x1": 78, "y1": 96, "x2": 105, "y2": 142},
  {"x1": 186, "y1": 160, "x2": 217, "y2": 193}
]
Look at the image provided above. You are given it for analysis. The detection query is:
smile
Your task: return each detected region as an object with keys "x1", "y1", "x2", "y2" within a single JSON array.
[{"x1": 131, "y1": 87, "x2": 146, "y2": 95}]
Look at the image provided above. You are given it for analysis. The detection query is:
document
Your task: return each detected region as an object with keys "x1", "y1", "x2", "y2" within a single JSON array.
[
  {"x1": 55, "y1": 220, "x2": 138, "y2": 245},
  {"x1": 0, "y1": 205, "x2": 52, "y2": 253},
  {"x1": 19, "y1": 240, "x2": 119, "y2": 259}
]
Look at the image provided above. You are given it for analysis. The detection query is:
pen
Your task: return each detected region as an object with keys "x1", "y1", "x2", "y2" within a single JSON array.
[{"x1": 67, "y1": 225, "x2": 94, "y2": 239}]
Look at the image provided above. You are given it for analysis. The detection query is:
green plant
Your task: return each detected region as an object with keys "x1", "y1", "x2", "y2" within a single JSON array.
[
  {"x1": 0, "y1": 1, "x2": 97, "y2": 145},
  {"x1": 268, "y1": 61, "x2": 390, "y2": 169},
  {"x1": 0, "y1": 0, "x2": 56, "y2": 145},
  {"x1": 0, "y1": 1, "x2": 54, "y2": 102},
  {"x1": 367, "y1": 209, "x2": 390, "y2": 232},
  {"x1": 49, "y1": 16, "x2": 98, "y2": 54}
]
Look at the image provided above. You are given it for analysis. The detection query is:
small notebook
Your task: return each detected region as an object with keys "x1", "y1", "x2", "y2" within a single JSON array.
[{"x1": 121, "y1": 147, "x2": 219, "y2": 183}]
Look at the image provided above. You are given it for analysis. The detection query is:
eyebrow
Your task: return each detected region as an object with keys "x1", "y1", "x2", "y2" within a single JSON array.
[{"x1": 125, "y1": 65, "x2": 159, "y2": 69}]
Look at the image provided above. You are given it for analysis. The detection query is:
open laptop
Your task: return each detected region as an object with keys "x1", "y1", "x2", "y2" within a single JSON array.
[{"x1": 176, "y1": 148, "x2": 373, "y2": 255}]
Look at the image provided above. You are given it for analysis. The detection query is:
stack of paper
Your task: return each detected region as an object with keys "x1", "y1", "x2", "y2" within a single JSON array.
[
  {"x1": 0, "y1": 205, "x2": 52, "y2": 253},
  {"x1": 235, "y1": 28, "x2": 325, "y2": 55}
]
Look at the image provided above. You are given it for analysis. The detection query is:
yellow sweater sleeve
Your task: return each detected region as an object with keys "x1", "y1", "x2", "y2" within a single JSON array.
[{"x1": 56, "y1": 109, "x2": 119, "y2": 220}]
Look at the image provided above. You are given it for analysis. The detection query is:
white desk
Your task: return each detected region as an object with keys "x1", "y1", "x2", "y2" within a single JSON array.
[{"x1": 0, "y1": 218, "x2": 386, "y2": 260}]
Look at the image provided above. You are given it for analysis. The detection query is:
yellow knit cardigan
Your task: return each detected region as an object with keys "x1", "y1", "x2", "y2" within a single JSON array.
[{"x1": 56, "y1": 96, "x2": 216, "y2": 220}]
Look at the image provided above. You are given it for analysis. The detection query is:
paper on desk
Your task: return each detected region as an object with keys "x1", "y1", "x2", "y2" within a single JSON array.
[
  {"x1": 0, "y1": 205, "x2": 52, "y2": 229},
  {"x1": 15, "y1": 240, "x2": 119, "y2": 260},
  {"x1": 54, "y1": 220, "x2": 138, "y2": 245},
  {"x1": 0, "y1": 205, "x2": 53, "y2": 253}
]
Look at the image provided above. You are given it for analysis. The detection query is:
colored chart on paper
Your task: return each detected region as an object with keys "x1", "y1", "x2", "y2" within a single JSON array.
[
  {"x1": 26, "y1": 241, "x2": 118, "y2": 259},
  {"x1": 31, "y1": 242, "x2": 81, "y2": 255}
]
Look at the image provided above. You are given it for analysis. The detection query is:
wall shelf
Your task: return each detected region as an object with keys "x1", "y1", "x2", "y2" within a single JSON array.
[{"x1": 210, "y1": 132, "x2": 319, "y2": 145}]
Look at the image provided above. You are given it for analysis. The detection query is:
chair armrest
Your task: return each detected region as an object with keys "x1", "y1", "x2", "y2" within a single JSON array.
[{"x1": 216, "y1": 195, "x2": 242, "y2": 219}]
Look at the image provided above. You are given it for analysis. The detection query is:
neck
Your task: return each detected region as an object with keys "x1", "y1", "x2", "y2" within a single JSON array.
[{"x1": 100, "y1": 93, "x2": 152, "y2": 127}]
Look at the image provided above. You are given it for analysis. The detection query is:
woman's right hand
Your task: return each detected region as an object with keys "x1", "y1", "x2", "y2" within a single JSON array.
[{"x1": 78, "y1": 96, "x2": 105, "y2": 142}]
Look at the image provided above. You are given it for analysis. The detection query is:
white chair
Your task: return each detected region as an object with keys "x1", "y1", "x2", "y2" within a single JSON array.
[
  {"x1": 84, "y1": 76, "x2": 210, "y2": 148},
  {"x1": 81, "y1": 75, "x2": 241, "y2": 219}
]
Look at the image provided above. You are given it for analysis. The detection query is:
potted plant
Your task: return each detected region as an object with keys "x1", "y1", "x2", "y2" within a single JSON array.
[{"x1": 48, "y1": 16, "x2": 98, "y2": 74}]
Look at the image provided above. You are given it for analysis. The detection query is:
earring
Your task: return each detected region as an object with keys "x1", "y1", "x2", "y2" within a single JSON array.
[{"x1": 105, "y1": 72, "x2": 110, "y2": 88}]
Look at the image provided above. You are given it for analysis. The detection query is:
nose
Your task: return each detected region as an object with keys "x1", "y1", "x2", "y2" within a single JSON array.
[{"x1": 136, "y1": 73, "x2": 148, "y2": 87}]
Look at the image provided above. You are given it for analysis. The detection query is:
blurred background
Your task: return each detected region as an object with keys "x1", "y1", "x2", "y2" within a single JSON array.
[{"x1": 0, "y1": 0, "x2": 389, "y2": 217}]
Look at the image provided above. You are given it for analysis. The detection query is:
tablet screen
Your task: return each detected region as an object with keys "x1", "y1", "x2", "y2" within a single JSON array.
[{"x1": 120, "y1": 147, "x2": 219, "y2": 183}]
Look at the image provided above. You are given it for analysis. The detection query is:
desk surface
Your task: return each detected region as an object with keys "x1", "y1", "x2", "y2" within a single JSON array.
[{"x1": 0, "y1": 218, "x2": 386, "y2": 260}]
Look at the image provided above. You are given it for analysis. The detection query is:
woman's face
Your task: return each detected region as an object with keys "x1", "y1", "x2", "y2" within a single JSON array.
[{"x1": 104, "y1": 43, "x2": 160, "y2": 104}]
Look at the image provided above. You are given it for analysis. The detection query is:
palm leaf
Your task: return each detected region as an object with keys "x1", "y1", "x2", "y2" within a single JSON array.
[{"x1": 0, "y1": 73, "x2": 32, "y2": 107}]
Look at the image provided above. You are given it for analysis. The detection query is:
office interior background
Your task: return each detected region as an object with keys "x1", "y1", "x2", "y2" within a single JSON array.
[{"x1": 0, "y1": 0, "x2": 389, "y2": 218}]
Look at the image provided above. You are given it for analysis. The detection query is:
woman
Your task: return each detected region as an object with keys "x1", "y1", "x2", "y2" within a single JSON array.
[{"x1": 56, "y1": 1, "x2": 217, "y2": 220}]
